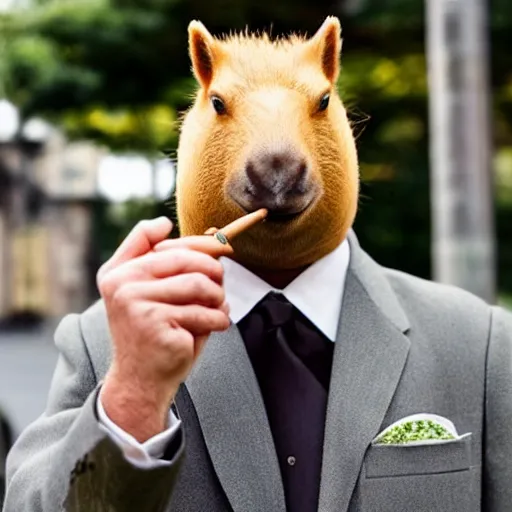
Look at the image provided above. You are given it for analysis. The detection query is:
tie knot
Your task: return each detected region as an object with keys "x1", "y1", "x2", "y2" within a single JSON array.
[{"x1": 259, "y1": 292, "x2": 294, "y2": 328}]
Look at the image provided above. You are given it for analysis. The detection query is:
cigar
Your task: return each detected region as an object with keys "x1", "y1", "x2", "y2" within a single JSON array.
[{"x1": 204, "y1": 208, "x2": 268, "y2": 245}]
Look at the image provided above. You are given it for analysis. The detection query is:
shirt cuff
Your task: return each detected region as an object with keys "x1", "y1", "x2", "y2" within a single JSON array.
[{"x1": 96, "y1": 394, "x2": 182, "y2": 468}]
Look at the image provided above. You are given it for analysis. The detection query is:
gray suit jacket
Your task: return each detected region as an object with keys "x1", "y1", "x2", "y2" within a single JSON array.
[{"x1": 4, "y1": 232, "x2": 512, "y2": 512}]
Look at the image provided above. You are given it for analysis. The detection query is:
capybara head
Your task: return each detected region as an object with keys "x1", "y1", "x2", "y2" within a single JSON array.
[{"x1": 176, "y1": 16, "x2": 359, "y2": 270}]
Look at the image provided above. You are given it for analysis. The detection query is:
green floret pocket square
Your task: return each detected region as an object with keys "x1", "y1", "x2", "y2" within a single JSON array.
[{"x1": 372, "y1": 414, "x2": 471, "y2": 446}]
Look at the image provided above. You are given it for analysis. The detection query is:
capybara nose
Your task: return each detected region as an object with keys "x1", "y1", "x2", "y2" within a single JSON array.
[
  {"x1": 244, "y1": 149, "x2": 309, "y2": 202},
  {"x1": 227, "y1": 147, "x2": 318, "y2": 217}
]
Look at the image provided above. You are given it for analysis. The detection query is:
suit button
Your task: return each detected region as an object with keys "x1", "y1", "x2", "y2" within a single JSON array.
[{"x1": 287, "y1": 456, "x2": 296, "y2": 466}]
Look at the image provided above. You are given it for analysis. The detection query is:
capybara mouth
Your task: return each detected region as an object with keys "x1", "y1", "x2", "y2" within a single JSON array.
[
  {"x1": 229, "y1": 195, "x2": 314, "y2": 224},
  {"x1": 265, "y1": 210, "x2": 302, "y2": 223}
]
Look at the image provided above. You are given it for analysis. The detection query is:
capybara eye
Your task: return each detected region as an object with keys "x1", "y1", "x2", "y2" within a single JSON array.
[
  {"x1": 211, "y1": 96, "x2": 227, "y2": 115},
  {"x1": 318, "y1": 93, "x2": 330, "y2": 112}
]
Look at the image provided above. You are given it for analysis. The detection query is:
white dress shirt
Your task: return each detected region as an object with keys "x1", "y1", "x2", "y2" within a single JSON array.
[{"x1": 97, "y1": 238, "x2": 351, "y2": 467}]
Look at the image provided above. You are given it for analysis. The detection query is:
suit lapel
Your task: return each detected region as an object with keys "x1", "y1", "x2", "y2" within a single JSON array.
[
  {"x1": 185, "y1": 324, "x2": 286, "y2": 512},
  {"x1": 318, "y1": 232, "x2": 411, "y2": 512}
]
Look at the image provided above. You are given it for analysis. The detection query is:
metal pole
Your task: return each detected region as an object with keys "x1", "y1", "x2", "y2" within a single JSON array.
[{"x1": 426, "y1": 0, "x2": 496, "y2": 303}]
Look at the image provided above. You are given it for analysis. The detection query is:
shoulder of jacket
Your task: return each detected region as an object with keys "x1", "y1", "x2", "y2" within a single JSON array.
[{"x1": 78, "y1": 299, "x2": 112, "y2": 382}]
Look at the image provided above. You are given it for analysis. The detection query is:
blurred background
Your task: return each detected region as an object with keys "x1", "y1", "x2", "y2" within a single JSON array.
[{"x1": 0, "y1": 0, "x2": 511, "y2": 502}]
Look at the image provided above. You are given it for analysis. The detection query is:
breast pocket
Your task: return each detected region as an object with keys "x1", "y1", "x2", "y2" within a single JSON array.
[{"x1": 359, "y1": 434, "x2": 476, "y2": 512}]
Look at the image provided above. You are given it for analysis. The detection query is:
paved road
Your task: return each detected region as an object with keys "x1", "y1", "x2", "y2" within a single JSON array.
[{"x1": 0, "y1": 325, "x2": 59, "y2": 440}]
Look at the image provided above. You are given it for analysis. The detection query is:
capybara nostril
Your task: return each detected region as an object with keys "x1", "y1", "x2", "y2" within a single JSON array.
[
  {"x1": 244, "y1": 149, "x2": 309, "y2": 198},
  {"x1": 245, "y1": 161, "x2": 265, "y2": 192}
]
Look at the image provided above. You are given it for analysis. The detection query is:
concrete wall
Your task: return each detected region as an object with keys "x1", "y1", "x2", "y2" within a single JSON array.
[
  {"x1": 0, "y1": 211, "x2": 7, "y2": 318},
  {"x1": 45, "y1": 202, "x2": 93, "y2": 317}
]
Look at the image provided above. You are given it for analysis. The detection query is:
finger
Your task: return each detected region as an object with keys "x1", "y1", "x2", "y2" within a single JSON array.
[
  {"x1": 119, "y1": 273, "x2": 225, "y2": 308},
  {"x1": 101, "y1": 217, "x2": 173, "y2": 276},
  {"x1": 107, "y1": 248, "x2": 225, "y2": 285},
  {"x1": 152, "y1": 236, "x2": 234, "y2": 259},
  {"x1": 166, "y1": 304, "x2": 231, "y2": 336}
]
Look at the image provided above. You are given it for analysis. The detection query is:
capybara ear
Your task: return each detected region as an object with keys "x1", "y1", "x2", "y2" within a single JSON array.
[
  {"x1": 307, "y1": 16, "x2": 342, "y2": 84},
  {"x1": 188, "y1": 20, "x2": 218, "y2": 89}
]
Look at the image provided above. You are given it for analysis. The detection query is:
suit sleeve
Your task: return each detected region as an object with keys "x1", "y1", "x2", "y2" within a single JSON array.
[
  {"x1": 483, "y1": 306, "x2": 512, "y2": 511},
  {"x1": 4, "y1": 313, "x2": 184, "y2": 512}
]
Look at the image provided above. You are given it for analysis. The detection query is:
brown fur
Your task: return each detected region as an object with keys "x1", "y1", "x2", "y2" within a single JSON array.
[{"x1": 176, "y1": 17, "x2": 359, "y2": 270}]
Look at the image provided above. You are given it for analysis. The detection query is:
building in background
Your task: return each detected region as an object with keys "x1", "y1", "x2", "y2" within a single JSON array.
[
  {"x1": 33, "y1": 131, "x2": 105, "y2": 318},
  {"x1": 0, "y1": 101, "x2": 104, "y2": 323},
  {"x1": 0, "y1": 100, "x2": 176, "y2": 324}
]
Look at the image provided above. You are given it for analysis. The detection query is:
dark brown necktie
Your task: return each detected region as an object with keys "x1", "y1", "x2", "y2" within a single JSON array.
[{"x1": 239, "y1": 292, "x2": 334, "y2": 512}]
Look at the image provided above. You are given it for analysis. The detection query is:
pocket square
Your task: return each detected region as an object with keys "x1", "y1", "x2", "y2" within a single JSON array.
[{"x1": 372, "y1": 413, "x2": 470, "y2": 446}]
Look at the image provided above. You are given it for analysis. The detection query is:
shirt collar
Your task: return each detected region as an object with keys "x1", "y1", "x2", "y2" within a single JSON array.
[{"x1": 220, "y1": 239, "x2": 350, "y2": 341}]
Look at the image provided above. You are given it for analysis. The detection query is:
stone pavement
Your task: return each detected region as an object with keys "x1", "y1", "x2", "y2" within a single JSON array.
[{"x1": 0, "y1": 324, "x2": 59, "y2": 440}]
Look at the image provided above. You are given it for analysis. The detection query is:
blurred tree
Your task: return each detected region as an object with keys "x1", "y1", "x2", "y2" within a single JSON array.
[
  {"x1": 1, "y1": 0, "x2": 352, "y2": 150},
  {"x1": 1, "y1": 0, "x2": 511, "y2": 294}
]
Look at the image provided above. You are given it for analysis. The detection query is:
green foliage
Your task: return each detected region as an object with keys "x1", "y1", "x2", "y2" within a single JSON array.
[
  {"x1": 499, "y1": 294, "x2": 512, "y2": 311},
  {"x1": 353, "y1": 0, "x2": 424, "y2": 29},
  {"x1": 2, "y1": 0, "x2": 512, "y2": 293}
]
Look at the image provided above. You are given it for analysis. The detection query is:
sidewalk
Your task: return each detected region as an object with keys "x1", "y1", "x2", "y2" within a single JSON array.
[{"x1": 0, "y1": 322, "x2": 59, "y2": 439}]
